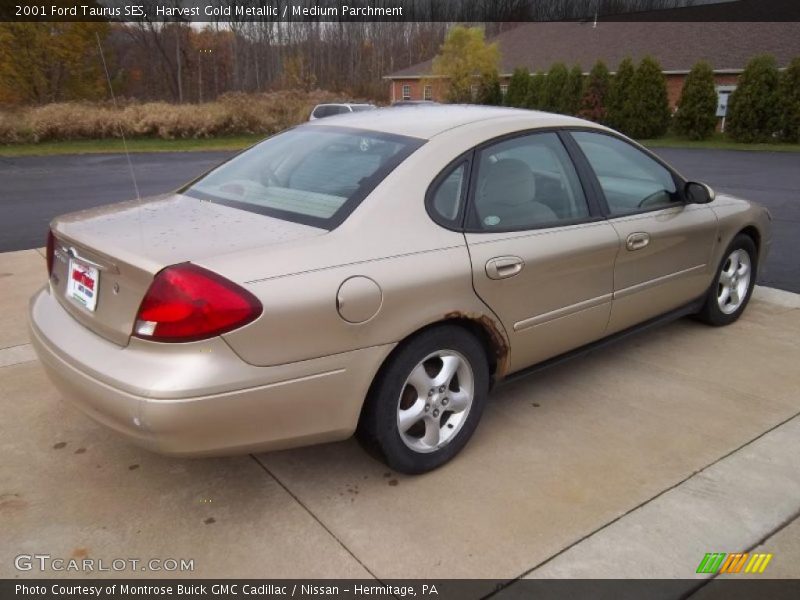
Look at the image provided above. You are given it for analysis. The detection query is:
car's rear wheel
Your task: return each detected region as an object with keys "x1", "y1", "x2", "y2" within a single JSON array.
[
  {"x1": 357, "y1": 325, "x2": 490, "y2": 474},
  {"x1": 697, "y1": 234, "x2": 757, "y2": 326}
]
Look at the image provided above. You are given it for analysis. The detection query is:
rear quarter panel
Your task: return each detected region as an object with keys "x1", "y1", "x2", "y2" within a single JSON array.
[{"x1": 200, "y1": 129, "x2": 521, "y2": 369}]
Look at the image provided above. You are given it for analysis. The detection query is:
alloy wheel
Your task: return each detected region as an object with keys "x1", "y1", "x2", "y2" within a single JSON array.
[
  {"x1": 717, "y1": 249, "x2": 752, "y2": 315},
  {"x1": 396, "y1": 350, "x2": 475, "y2": 453}
]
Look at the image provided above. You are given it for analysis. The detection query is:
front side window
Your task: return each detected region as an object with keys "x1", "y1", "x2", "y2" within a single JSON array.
[
  {"x1": 423, "y1": 85, "x2": 432, "y2": 101},
  {"x1": 469, "y1": 132, "x2": 590, "y2": 231},
  {"x1": 184, "y1": 127, "x2": 423, "y2": 228},
  {"x1": 402, "y1": 84, "x2": 411, "y2": 100},
  {"x1": 571, "y1": 131, "x2": 679, "y2": 215}
]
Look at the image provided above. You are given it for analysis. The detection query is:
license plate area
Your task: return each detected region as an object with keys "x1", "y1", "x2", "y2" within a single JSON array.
[{"x1": 66, "y1": 259, "x2": 100, "y2": 311}]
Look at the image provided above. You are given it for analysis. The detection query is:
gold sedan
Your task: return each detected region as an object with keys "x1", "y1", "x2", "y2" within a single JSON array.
[{"x1": 29, "y1": 106, "x2": 771, "y2": 473}]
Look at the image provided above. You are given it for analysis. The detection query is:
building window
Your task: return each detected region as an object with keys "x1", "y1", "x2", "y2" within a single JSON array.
[
  {"x1": 423, "y1": 85, "x2": 432, "y2": 101},
  {"x1": 402, "y1": 84, "x2": 411, "y2": 100},
  {"x1": 500, "y1": 84, "x2": 508, "y2": 98}
]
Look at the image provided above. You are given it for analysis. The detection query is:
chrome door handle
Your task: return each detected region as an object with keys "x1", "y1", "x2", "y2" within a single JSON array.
[
  {"x1": 486, "y1": 256, "x2": 524, "y2": 280},
  {"x1": 626, "y1": 232, "x2": 650, "y2": 251}
]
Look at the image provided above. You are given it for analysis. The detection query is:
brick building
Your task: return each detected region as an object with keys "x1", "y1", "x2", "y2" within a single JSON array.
[{"x1": 384, "y1": 21, "x2": 799, "y2": 115}]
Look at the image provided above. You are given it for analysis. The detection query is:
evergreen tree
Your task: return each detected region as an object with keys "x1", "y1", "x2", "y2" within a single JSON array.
[
  {"x1": 477, "y1": 71, "x2": 503, "y2": 106},
  {"x1": 674, "y1": 61, "x2": 718, "y2": 140},
  {"x1": 559, "y1": 65, "x2": 584, "y2": 116},
  {"x1": 607, "y1": 57, "x2": 636, "y2": 132},
  {"x1": 625, "y1": 56, "x2": 671, "y2": 139},
  {"x1": 579, "y1": 60, "x2": 611, "y2": 124},
  {"x1": 541, "y1": 63, "x2": 568, "y2": 112},
  {"x1": 526, "y1": 71, "x2": 546, "y2": 109},
  {"x1": 778, "y1": 57, "x2": 800, "y2": 143},
  {"x1": 505, "y1": 67, "x2": 531, "y2": 108},
  {"x1": 727, "y1": 55, "x2": 781, "y2": 143}
]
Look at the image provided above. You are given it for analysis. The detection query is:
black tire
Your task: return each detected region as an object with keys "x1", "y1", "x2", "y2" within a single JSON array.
[
  {"x1": 356, "y1": 325, "x2": 490, "y2": 474},
  {"x1": 697, "y1": 234, "x2": 757, "y2": 326}
]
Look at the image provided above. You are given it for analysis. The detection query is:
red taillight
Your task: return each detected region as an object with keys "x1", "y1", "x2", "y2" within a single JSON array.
[
  {"x1": 133, "y1": 264, "x2": 262, "y2": 342},
  {"x1": 46, "y1": 230, "x2": 55, "y2": 277}
]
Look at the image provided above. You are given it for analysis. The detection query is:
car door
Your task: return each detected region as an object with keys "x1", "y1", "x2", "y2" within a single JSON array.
[
  {"x1": 459, "y1": 131, "x2": 620, "y2": 374},
  {"x1": 569, "y1": 131, "x2": 718, "y2": 334}
]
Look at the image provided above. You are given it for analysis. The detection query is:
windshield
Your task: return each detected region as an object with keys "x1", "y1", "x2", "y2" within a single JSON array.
[{"x1": 184, "y1": 126, "x2": 424, "y2": 228}]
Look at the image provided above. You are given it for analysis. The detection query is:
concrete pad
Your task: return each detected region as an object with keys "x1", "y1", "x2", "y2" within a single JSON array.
[
  {"x1": 515, "y1": 414, "x2": 800, "y2": 583},
  {"x1": 0, "y1": 343, "x2": 36, "y2": 368},
  {"x1": 0, "y1": 361, "x2": 372, "y2": 579},
  {"x1": 753, "y1": 285, "x2": 800, "y2": 310},
  {"x1": 257, "y1": 297, "x2": 800, "y2": 583},
  {"x1": 0, "y1": 249, "x2": 45, "y2": 349},
  {"x1": 699, "y1": 517, "x2": 800, "y2": 589},
  {"x1": 742, "y1": 517, "x2": 800, "y2": 579}
]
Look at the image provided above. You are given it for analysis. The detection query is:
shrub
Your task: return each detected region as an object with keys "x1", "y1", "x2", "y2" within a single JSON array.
[
  {"x1": 560, "y1": 65, "x2": 584, "y2": 116},
  {"x1": 526, "y1": 71, "x2": 546, "y2": 109},
  {"x1": 727, "y1": 55, "x2": 781, "y2": 143},
  {"x1": 778, "y1": 57, "x2": 800, "y2": 143},
  {"x1": 579, "y1": 60, "x2": 611, "y2": 124},
  {"x1": 477, "y1": 71, "x2": 503, "y2": 106},
  {"x1": 607, "y1": 57, "x2": 635, "y2": 132},
  {"x1": 0, "y1": 90, "x2": 350, "y2": 143},
  {"x1": 625, "y1": 56, "x2": 671, "y2": 139},
  {"x1": 674, "y1": 61, "x2": 718, "y2": 140},
  {"x1": 540, "y1": 63, "x2": 568, "y2": 112},
  {"x1": 505, "y1": 67, "x2": 530, "y2": 108}
]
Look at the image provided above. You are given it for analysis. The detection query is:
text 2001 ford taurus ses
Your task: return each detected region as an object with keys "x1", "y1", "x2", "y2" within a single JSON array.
[{"x1": 30, "y1": 106, "x2": 771, "y2": 473}]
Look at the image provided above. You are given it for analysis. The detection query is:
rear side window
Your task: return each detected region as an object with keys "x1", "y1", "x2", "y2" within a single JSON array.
[
  {"x1": 428, "y1": 161, "x2": 468, "y2": 225},
  {"x1": 184, "y1": 126, "x2": 424, "y2": 229}
]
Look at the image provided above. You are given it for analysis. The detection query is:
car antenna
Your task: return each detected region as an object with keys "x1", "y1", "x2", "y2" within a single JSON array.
[{"x1": 95, "y1": 32, "x2": 141, "y2": 202}]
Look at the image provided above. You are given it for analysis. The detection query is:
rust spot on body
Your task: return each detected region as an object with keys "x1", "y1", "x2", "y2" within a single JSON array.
[{"x1": 444, "y1": 311, "x2": 510, "y2": 380}]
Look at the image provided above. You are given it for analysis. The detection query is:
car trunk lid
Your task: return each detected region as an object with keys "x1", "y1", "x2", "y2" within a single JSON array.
[{"x1": 49, "y1": 194, "x2": 325, "y2": 346}]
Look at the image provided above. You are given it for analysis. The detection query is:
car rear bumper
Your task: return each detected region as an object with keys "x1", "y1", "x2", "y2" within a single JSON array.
[{"x1": 29, "y1": 286, "x2": 393, "y2": 456}]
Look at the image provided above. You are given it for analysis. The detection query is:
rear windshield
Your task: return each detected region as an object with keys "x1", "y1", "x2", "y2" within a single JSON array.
[{"x1": 183, "y1": 126, "x2": 424, "y2": 229}]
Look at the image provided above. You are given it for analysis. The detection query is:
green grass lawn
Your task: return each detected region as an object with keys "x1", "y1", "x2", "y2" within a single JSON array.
[
  {"x1": 1, "y1": 132, "x2": 798, "y2": 157},
  {"x1": 0, "y1": 135, "x2": 265, "y2": 157},
  {"x1": 639, "y1": 133, "x2": 800, "y2": 152}
]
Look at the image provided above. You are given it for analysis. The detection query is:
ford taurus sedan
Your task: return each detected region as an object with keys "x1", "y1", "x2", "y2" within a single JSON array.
[{"x1": 30, "y1": 106, "x2": 771, "y2": 473}]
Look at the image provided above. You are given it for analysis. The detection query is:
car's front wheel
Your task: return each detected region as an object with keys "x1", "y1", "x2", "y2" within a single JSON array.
[
  {"x1": 697, "y1": 234, "x2": 757, "y2": 326},
  {"x1": 357, "y1": 325, "x2": 490, "y2": 474}
]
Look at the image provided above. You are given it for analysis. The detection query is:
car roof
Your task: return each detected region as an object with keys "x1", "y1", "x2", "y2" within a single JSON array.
[{"x1": 303, "y1": 104, "x2": 591, "y2": 139}]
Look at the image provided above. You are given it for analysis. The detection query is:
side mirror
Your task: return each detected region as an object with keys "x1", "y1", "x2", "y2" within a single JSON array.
[{"x1": 685, "y1": 181, "x2": 715, "y2": 204}]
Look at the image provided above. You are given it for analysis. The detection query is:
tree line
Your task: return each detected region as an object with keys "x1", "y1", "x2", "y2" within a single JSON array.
[
  {"x1": 0, "y1": 1, "x2": 709, "y2": 107},
  {"x1": 436, "y1": 27, "x2": 800, "y2": 143}
]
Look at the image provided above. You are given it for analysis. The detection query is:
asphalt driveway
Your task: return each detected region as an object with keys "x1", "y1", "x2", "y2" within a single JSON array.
[{"x1": 0, "y1": 147, "x2": 797, "y2": 291}]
